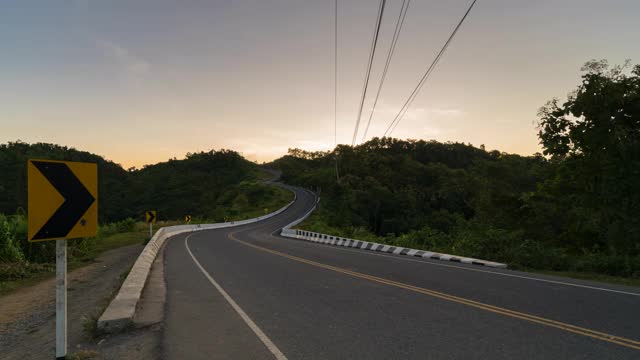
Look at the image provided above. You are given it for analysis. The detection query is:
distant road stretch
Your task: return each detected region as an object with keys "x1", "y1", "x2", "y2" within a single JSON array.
[{"x1": 162, "y1": 185, "x2": 640, "y2": 360}]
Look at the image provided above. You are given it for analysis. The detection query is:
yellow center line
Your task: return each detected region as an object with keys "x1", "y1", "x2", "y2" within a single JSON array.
[{"x1": 225, "y1": 231, "x2": 640, "y2": 351}]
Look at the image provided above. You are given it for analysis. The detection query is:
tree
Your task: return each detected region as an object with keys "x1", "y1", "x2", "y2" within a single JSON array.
[
  {"x1": 538, "y1": 59, "x2": 640, "y2": 159},
  {"x1": 536, "y1": 60, "x2": 640, "y2": 255}
]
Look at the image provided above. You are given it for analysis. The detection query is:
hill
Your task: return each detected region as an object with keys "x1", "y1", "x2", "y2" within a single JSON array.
[
  {"x1": 270, "y1": 60, "x2": 640, "y2": 280},
  {"x1": 0, "y1": 141, "x2": 288, "y2": 223},
  {"x1": 271, "y1": 138, "x2": 638, "y2": 279}
]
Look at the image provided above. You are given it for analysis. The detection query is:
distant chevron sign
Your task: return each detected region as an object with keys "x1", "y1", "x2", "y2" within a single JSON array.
[
  {"x1": 28, "y1": 160, "x2": 98, "y2": 242},
  {"x1": 146, "y1": 211, "x2": 157, "y2": 224}
]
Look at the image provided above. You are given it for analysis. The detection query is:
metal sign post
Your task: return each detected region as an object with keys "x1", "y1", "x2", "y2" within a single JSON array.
[
  {"x1": 145, "y1": 211, "x2": 157, "y2": 239},
  {"x1": 27, "y1": 159, "x2": 98, "y2": 360},
  {"x1": 56, "y1": 240, "x2": 67, "y2": 359}
]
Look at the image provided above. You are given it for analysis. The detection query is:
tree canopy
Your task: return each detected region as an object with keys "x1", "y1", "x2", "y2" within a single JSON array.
[
  {"x1": 271, "y1": 60, "x2": 640, "y2": 277},
  {"x1": 0, "y1": 142, "x2": 269, "y2": 223}
]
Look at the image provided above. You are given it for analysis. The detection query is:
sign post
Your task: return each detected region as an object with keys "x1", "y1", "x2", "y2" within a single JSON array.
[
  {"x1": 28, "y1": 159, "x2": 97, "y2": 360},
  {"x1": 56, "y1": 240, "x2": 67, "y2": 360},
  {"x1": 145, "y1": 211, "x2": 157, "y2": 239}
]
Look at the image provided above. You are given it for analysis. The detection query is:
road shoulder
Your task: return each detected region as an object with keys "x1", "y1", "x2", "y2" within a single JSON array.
[{"x1": 0, "y1": 244, "x2": 143, "y2": 359}]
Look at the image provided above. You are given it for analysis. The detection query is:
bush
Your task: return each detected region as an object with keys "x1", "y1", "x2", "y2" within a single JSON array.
[
  {"x1": 510, "y1": 240, "x2": 569, "y2": 271},
  {"x1": 115, "y1": 218, "x2": 136, "y2": 232},
  {"x1": 572, "y1": 253, "x2": 640, "y2": 278},
  {"x1": 69, "y1": 237, "x2": 97, "y2": 260},
  {"x1": 394, "y1": 226, "x2": 452, "y2": 251},
  {"x1": 0, "y1": 214, "x2": 25, "y2": 262},
  {"x1": 99, "y1": 218, "x2": 136, "y2": 237}
]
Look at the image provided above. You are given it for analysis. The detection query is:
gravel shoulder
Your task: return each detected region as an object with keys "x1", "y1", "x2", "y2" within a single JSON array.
[{"x1": 0, "y1": 243, "x2": 144, "y2": 359}]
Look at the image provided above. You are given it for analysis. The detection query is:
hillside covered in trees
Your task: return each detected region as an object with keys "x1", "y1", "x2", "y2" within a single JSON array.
[
  {"x1": 0, "y1": 142, "x2": 285, "y2": 223},
  {"x1": 0, "y1": 143, "x2": 291, "y2": 282},
  {"x1": 272, "y1": 60, "x2": 640, "y2": 278}
]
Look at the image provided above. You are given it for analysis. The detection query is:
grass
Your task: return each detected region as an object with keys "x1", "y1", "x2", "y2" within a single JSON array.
[
  {"x1": 70, "y1": 230, "x2": 148, "y2": 267},
  {"x1": 0, "y1": 229, "x2": 146, "y2": 297},
  {"x1": 233, "y1": 185, "x2": 294, "y2": 220},
  {"x1": 255, "y1": 167, "x2": 277, "y2": 181},
  {"x1": 82, "y1": 268, "x2": 131, "y2": 340}
]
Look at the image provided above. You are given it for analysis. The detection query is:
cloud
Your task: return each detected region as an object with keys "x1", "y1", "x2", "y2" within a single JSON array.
[
  {"x1": 352, "y1": 102, "x2": 464, "y2": 141},
  {"x1": 96, "y1": 39, "x2": 150, "y2": 83},
  {"x1": 367, "y1": 103, "x2": 464, "y2": 121},
  {"x1": 428, "y1": 108, "x2": 464, "y2": 117}
]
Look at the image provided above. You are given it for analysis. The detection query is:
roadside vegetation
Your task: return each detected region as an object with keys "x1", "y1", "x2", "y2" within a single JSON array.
[
  {"x1": 273, "y1": 60, "x2": 640, "y2": 284},
  {"x1": 0, "y1": 144, "x2": 287, "y2": 222},
  {"x1": 0, "y1": 215, "x2": 146, "y2": 295},
  {"x1": 0, "y1": 145, "x2": 292, "y2": 295}
]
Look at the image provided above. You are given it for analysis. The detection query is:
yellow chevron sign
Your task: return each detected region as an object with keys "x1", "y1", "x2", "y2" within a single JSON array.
[
  {"x1": 145, "y1": 211, "x2": 157, "y2": 224},
  {"x1": 28, "y1": 160, "x2": 98, "y2": 242}
]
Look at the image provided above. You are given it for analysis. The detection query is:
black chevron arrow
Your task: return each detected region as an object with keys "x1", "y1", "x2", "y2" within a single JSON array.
[
  {"x1": 147, "y1": 211, "x2": 156, "y2": 223},
  {"x1": 32, "y1": 161, "x2": 96, "y2": 240}
]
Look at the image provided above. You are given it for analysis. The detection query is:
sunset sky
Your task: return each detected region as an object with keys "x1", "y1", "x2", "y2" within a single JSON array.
[{"x1": 1, "y1": 0, "x2": 638, "y2": 168}]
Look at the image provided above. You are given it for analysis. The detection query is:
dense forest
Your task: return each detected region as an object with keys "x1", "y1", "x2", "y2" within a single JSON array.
[
  {"x1": 0, "y1": 143, "x2": 290, "y2": 269},
  {"x1": 272, "y1": 60, "x2": 640, "y2": 278},
  {"x1": 0, "y1": 143, "x2": 283, "y2": 223},
  {"x1": 1, "y1": 60, "x2": 637, "y2": 280}
]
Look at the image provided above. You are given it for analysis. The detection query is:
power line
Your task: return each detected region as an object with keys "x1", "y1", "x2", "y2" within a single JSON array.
[
  {"x1": 334, "y1": 0, "x2": 340, "y2": 182},
  {"x1": 383, "y1": 0, "x2": 478, "y2": 138},
  {"x1": 361, "y1": 0, "x2": 411, "y2": 143},
  {"x1": 351, "y1": 0, "x2": 387, "y2": 146},
  {"x1": 334, "y1": 0, "x2": 338, "y2": 147}
]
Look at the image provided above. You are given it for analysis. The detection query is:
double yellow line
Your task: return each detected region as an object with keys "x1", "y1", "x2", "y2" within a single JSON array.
[{"x1": 227, "y1": 231, "x2": 640, "y2": 351}]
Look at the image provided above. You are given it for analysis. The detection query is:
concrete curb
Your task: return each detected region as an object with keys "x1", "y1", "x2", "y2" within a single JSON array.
[
  {"x1": 97, "y1": 194, "x2": 296, "y2": 333},
  {"x1": 279, "y1": 191, "x2": 507, "y2": 269}
]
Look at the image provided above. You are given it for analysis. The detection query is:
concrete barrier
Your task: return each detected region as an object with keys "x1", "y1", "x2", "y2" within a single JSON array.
[
  {"x1": 97, "y1": 195, "x2": 296, "y2": 333},
  {"x1": 280, "y1": 228, "x2": 507, "y2": 268}
]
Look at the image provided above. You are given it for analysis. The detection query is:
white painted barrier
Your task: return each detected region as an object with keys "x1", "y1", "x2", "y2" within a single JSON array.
[
  {"x1": 280, "y1": 227, "x2": 508, "y2": 269},
  {"x1": 97, "y1": 195, "x2": 296, "y2": 333}
]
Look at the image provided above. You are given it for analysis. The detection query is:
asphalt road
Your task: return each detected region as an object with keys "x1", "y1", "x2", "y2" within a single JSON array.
[{"x1": 163, "y1": 185, "x2": 640, "y2": 359}]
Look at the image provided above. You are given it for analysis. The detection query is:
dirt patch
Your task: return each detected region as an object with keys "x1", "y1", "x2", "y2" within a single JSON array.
[{"x1": 0, "y1": 244, "x2": 143, "y2": 360}]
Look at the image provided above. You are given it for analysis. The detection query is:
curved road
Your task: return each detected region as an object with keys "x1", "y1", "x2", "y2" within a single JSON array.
[{"x1": 162, "y1": 185, "x2": 640, "y2": 359}]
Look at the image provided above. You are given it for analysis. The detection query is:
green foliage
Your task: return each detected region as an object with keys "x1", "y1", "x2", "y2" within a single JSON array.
[
  {"x1": 0, "y1": 143, "x2": 263, "y2": 223},
  {"x1": 275, "y1": 61, "x2": 640, "y2": 279},
  {"x1": 0, "y1": 141, "x2": 131, "y2": 223},
  {"x1": 219, "y1": 181, "x2": 293, "y2": 220},
  {"x1": 535, "y1": 59, "x2": 640, "y2": 257},
  {"x1": 99, "y1": 218, "x2": 136, "y2": 237},
  {"x1": 0, "y1": 214, "x2": 24, "y2": 262},
  {"x1": 129, "y1": 150, "x2": 256, "y2": 220},
  {"x1": 0, "y1": 221, "x2": 147, "y2": 295},
  {"x1": 0, "y1": 142, "x2": 291, "y2": 276}
]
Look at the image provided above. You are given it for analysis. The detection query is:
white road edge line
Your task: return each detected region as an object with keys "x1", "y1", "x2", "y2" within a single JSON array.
[
  {"x1": 185, "y1": 233, "x2": 288, "y2": 360},
  {"x1": 275, "y1": 234, "x2": 640, "y2": 297}
]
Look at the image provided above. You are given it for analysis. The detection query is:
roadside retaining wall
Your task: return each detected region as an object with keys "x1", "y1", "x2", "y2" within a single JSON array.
[{"x1": 97, "y1": 195, "x2": 296, "y2": 333}]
